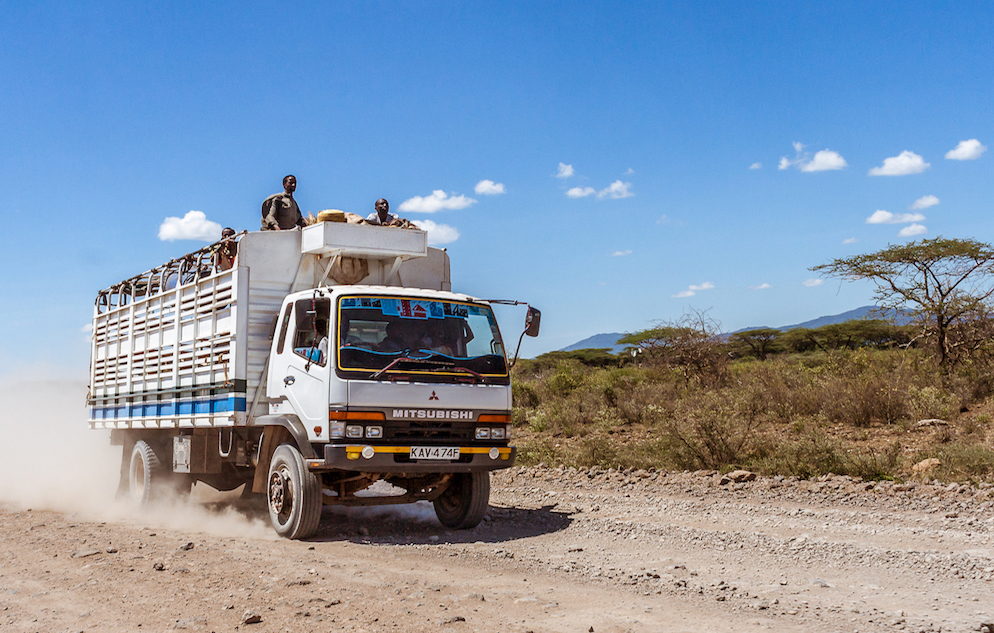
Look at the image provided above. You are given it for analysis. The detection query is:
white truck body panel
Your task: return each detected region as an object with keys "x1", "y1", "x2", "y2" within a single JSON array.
[{"x1": 346, "y1": 381, "x2": 511, "y2": 412}]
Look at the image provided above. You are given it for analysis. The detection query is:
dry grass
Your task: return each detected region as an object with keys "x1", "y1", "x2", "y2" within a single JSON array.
[{"x1": 510, "y1": 348, "x2": 994, "y2": 482}]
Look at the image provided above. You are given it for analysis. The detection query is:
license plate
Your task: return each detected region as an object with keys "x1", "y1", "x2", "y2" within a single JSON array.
[{"x1": 410, "y1": 446, "x2": 460, "y2": 460}]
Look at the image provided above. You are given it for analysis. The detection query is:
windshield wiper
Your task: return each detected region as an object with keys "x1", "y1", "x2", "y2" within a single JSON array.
[
  {"x1": 445, "y1": 366, "x2": 485, "y2": 382},
  {"x1": 369, "y1": 350, "x2": 436, "y2": 379},
  {"x1": 369, "y1": 351, "x2": 488, "y2": 383},
  {"x1": 411, "y1": 355, "x2": 487, "y2": 383}
]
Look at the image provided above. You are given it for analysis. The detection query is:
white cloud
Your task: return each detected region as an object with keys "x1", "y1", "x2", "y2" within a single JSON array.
[
  {"x1": 81, "y1": 322, "x2": 93, "y2": 333},
  {"x1": 623, "y1": 167, "x2": 635, "y2": 175},
  {"x1": 945, "y1": 139, "x2": 987, "y2": 161},
  {"x1": 898, "y1": 223, "x2": 927, "y2": 237},
  {"x1": 158, "y1": 210, "x2": 222, "y2": 242},
  {"x1": 611, "y1": 250, "x2": 632, "y2": 257},
  {"x1": 411, "y1": 220, "x2": 460, "y2": 245},
  {"x1": 398, "y1": 190, "x2": 476, "y2": 213},
  {"x1": 597, "y1": 180, "x2": 634, "y2": 199},
  {"x1": 671, "y1": 281, "x2": 714, "y2": 299},
  {"x1": 868, "y1": 150, "x2": 930, "y2": 176},
  {"x1": 556, "y1": 163, "x2": 574, "y2": 179},
  {"x1": 474, "y1": 180, "x2": 505, "y2": 195},
  {"x1": 842, "y1": 237, "x2": 859, "y2": 244},
  {"x1": 656, "y1": 215, "x2": 671, "y2": 225},
  {"x1": 800, "y1": 149, "x2": 847, "y2": 172},
  {"x1": 865, "y1": 209, "x2": 926, "y2": 225},
  {"x1": 803, "y1": 279, "x2": 824, "y2": 287},
  {"x1": 910, "y1": 195, "x2": 940, "y2": 210},
  {"x1": 749, "y1": 283, "x2": 772, "y2": 290},
  {"x1": 749, "y1": 162, "x2": 762, "y2": 170},
  {"x1": 779, "y1": 143, "x2": 847, "y2": 172},
  {"x1": 566, "y1": 186, "x2": 596, "y2": 199}
]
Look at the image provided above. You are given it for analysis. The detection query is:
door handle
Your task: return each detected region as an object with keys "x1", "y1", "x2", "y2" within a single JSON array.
[{"x1": 283, "y1": 375, "x2": 295, "y2": 386}]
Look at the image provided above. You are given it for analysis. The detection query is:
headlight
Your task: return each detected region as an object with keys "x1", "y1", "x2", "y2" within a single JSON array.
[
  {"x1": 365, "y1": 425, "x2": 383, "y2": 439},
  {"x1": 475, "y1": 427, "x2": 491, "y2": 439},
  {"x1": 346, "y1": 425, "x2": 363, "y2": 439},
  {"x1": 329, "y1": 421, "x2": 346, "y2": 439},
  {"x1": 491, "y1": 427, "x2": 506, "y2": 439}
]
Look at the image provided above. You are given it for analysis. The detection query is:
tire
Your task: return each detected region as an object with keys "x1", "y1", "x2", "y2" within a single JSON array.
[
  {"x1": 433, "y1": 471, "x2": 490, "y2": 529},
  {"x1": 267, "y1": 444, "x2": 323, "y2": 539},
  {"x1": 129, "y1": 440, "x2": 165, "y2": 507},
  {"x1": 128, "y1": 440, "x2": 191, "y2": 507}
]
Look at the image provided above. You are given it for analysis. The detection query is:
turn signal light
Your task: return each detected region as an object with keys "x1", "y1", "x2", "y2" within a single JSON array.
[
  {"x1": 478, "y1": 413, "x2": 511, "y2": 424},
  {"x1": 330, "y1": 410, "x2": 386, "y2": 421}
]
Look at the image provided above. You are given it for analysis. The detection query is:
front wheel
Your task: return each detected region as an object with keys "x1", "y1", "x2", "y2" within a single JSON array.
[
  {"x1": 433, "y1": 472, "x2": 490, "y2": 529},
  {"x1": 267, "y1": 444, "x2": 323, "y2": 539}
]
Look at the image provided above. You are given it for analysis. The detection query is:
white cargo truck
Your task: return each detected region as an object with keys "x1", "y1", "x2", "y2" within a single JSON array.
[{"x1": 88, "y1": 223, "x2": 540, "y2": 538}]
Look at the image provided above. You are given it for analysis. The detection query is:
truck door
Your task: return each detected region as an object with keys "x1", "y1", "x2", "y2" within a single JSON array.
[{"x1": 269, "y1": 296, "x2": 331, "y2": 429}]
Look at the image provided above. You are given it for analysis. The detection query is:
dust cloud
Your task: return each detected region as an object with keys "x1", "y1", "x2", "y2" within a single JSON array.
[
  {"x1": 0, "y1": 371, "x2": 449, "y2": 538},
  {"x1": 0, "y1": 373, "x2": 271, "y2": 539}
]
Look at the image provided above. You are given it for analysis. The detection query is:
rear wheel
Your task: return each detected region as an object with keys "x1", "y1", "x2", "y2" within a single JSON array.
[
  {"x1": 129, "y1": 441, "x2": 165, "y2": 507},
  {"x1": 433, "y1": 472, "x2": 490, "y2": 529},
  {"x1": 128, "y1": 440, "x2": 191, "y2": 507},
  {"x1": 267, "y1": 444, "x2": 323, "y2": 539}
]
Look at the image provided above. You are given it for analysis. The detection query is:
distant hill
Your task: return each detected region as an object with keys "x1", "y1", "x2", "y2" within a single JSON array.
[
  {"x1": 560, "y1": 306, "x2": 913, "y2": 353},
  {"x1": 745, "y1": 305, "x2": 914, "y2": 332},
  {"x1": 560, "y1": 332, "x2": 628, "y2": 354}
]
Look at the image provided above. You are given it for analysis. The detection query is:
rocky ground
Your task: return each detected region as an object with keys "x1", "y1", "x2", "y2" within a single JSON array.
[{"x1": 2, "y1": 465, "x2": 994, "y2": 633}]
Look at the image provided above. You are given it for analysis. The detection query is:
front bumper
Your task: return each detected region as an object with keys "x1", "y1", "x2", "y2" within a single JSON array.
[{"x1": 307, "y1": 444, "x2": 517, "y2": 473}]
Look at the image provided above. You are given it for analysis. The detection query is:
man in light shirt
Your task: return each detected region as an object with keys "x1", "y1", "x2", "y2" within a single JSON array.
[{"x1": 366, "y1": 198, "x2": 398, "y2": 225}]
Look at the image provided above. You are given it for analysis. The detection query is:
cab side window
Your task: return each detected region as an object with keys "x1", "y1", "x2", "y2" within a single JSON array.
[
  {"x1": 276, "y1": 303, "x2": 293, "y2": 355},
  {"x1": 292, "y1": 298, "x2": 331, "y2": 366}
]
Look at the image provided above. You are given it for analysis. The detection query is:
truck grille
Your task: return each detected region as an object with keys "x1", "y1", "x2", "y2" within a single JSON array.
[{"x1": 385, "y1": 421, "x2": 475, "y2": 442}]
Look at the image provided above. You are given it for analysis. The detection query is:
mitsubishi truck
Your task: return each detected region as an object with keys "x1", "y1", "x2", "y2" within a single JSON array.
[{"x1": 88, "y1": 222, "x2": 540, "y2": 538}]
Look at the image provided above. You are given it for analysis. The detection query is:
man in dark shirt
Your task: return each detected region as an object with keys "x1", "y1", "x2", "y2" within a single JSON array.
[{"x1": 261, "y1": 175, "x2": 305, "y2": 230}]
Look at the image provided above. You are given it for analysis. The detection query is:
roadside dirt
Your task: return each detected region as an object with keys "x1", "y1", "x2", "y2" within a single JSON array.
[
  {"x1": 2, "y1": 378, "x2": 993, "y2": 632},
  {"x1": 2, "y1": 466, "x2": 994, "y2": 633}
]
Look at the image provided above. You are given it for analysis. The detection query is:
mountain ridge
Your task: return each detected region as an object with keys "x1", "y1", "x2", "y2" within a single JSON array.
[{"x1": 561, "y1": 305, "x2": 909, "y2": 353}]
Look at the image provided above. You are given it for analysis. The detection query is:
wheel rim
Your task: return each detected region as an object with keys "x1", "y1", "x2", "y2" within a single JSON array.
[
  {"x1": 436, "y1": 478, "x2": 463, "y2": 514},
  {"x1": 269, "y1": 466, "x2": 293, "y2": 525},
  {"x1": 130, "y1": 455, "x2": 147, "y2": 501}
]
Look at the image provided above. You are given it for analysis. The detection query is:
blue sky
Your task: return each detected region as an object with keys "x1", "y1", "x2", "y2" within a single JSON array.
[{"x1": 1, "y1": 1, "x2": 992, "y2": 373}]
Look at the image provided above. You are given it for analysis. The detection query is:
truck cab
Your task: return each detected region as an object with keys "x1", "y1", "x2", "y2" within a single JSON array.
[{"x1": 259, "y1": 286, "x2": 518, "y2": 535}]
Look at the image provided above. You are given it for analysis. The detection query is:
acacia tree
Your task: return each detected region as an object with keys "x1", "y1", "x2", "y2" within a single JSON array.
[
  {"x1": 730, "y1": 328, "x2": 781, "y2": 360},
  {"x1": 811, "y1": 237, "x2": 994, "y2": 368},
  {"x1": 620, "y1": 310, "x2": 728, "y2": 384}
]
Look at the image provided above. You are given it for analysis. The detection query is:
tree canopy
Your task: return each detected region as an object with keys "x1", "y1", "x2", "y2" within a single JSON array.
[{"x1": 812, "y1": 237, "x2": 994, "y2": 367}]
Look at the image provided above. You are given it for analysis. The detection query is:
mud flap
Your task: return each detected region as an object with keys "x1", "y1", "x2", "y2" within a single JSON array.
[{"x1": 252, "y1": 426, "x2": 292, "y2": 494}]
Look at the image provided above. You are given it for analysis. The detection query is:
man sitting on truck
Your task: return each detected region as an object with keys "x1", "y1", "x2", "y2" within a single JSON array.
[
  {"x1": 213, "y1": 227, "x2": 238, "y2": 271},
  {"x1": 261, "y1": 175, "x2": 305, "y2": 230},
  {"x1": 366, "y1": 198, "x2": 398, "y2": 225}
]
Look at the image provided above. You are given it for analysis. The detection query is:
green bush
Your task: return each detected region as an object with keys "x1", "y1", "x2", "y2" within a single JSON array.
[
  {"x1": 906, "y1": 385, "x2": 959, "y2": 421},
  {"x1": 508, "y1": 343, "x2": 991, "y2": 481}
]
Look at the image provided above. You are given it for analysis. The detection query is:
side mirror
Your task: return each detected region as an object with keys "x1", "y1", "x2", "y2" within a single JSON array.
[{"x1": 524, "y1": 307, "x2": 541, "y2": 337}]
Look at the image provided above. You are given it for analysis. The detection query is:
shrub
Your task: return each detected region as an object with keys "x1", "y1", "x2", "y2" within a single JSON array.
[{"x1": 906, "y1": 385, "x2": 959, "y2": 421}]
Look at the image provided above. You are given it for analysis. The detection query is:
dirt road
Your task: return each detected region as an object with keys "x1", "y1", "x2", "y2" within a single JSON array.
[
  {"x1": 1, "y1": 380, "x2": 992, "y2": 632},
  {"x1": 3, "y1": 465, "x2": 993, "y2": 633}
]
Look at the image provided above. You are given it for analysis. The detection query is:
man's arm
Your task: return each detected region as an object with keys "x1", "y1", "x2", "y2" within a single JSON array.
[{"x1": 261, "y1": 195, "x2": 281, "y2": 230}]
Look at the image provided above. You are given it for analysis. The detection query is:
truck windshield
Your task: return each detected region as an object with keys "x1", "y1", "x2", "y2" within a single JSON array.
[{"x1": 336, "y1": 295, "x2": 508, "y2": 383}]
